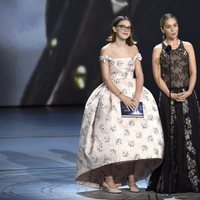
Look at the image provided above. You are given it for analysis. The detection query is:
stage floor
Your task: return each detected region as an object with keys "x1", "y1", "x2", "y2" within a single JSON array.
[{"x1": 0, "y1": 106, "x2": 199, "y2": 200}]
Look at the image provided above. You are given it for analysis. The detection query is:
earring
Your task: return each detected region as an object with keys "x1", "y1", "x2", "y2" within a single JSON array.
[{"x1": 162, "y1": 33, "x2": 165, "y2": 40}]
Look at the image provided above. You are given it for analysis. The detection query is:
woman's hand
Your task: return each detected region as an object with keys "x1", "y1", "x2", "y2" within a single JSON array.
[
  {"x1": 120, "y1": 94, "x2": 139, "y2": 111},
  {"x1": 177, "y1": 90, "x2": 191, "y2": 102},
  {"x1": 170, "y1": 91, "x2": 191, "y2": 102},
  {"x1": 132, "y1": 96, "x2": 140, "y2": 110}
]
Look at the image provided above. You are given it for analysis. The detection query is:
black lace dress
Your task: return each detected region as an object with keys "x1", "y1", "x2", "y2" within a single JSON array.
[{"x1": 147, "y1": 41, "x2": 200, "y2": 193}]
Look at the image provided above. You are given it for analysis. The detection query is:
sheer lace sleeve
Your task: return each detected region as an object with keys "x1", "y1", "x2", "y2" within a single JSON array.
[{"x1": 99, "y1": 55, "x2": 109, "y2": 63}]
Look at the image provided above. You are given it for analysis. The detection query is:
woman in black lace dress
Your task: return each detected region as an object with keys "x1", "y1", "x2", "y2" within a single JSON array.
[{"x1": 147, "y1": 13, "x2": 200, "y2": 193}]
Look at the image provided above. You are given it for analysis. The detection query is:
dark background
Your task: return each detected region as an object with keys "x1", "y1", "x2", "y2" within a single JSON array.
[{"x1": 0, "y1": 0, "x2": 199, "y2": 107}]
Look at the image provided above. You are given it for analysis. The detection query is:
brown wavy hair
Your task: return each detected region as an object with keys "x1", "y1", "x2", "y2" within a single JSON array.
[{"x1": 107, "y1": 16, "x2": 137, "y2": 45}]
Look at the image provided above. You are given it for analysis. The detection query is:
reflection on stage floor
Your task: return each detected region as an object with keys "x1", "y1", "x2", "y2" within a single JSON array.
[{"x1": 0, "y1": 106, "x2": 199, "y2": 200}]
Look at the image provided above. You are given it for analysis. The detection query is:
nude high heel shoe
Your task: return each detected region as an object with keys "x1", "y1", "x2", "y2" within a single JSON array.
[
  {"x1": 128, "y1": 175, "x2": 140, "y2": 193},
  {"x1": 102, "y1": 177, "x2": 121, "y2": 194},
  {"x1": 102, "y1": 182, "x2": 121, "y2": 193}
]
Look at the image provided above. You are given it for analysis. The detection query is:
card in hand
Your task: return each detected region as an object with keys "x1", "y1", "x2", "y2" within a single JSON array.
[{"x1": 120, "y1": 101, "x2": 144, "y2": 118}]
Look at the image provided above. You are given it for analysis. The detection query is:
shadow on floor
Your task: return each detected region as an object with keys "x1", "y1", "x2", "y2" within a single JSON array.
[{"x1": 77, "y1": 188, "x2": 200, "y2": 200}]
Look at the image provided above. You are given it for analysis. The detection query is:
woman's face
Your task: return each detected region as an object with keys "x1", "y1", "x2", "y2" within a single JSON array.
[
  {"x1": 113, "y1": 20, "x2": 132, "y2": 40},
  {"x1": 161, "y1": 18, "x2": 179, "y2": 40}
]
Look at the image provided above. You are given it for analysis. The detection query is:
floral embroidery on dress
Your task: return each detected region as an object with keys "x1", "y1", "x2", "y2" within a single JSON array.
[
  {"x1": 76, "y1": 53, "x2": 164, "y2": 188},
  {"x1": 183, "y1": 101, "x2": 200, "y2": 192}
]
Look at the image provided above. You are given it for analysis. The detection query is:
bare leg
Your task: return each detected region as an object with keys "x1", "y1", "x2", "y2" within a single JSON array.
[
  {"x1": 127, "y1": 162, "x2": 140, "y2": 192},
  {"x1": 103, "y1": 164, "x2": 121, "y2": 193}
]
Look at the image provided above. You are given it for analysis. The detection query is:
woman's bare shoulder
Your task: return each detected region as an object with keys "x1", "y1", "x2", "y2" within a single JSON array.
[
  {"x1": 182, "y1": 41, "x2": 193, "y2": 48},
  {"x1": 129, "y1": 44, "x2": 139, "y2": 54},
  {"x1": 182, "y1": 41, "x2": 195, "y2": 54},
  {"x1": 100, "y1": 43, "x2": 112, "y2": 56},
  {"x1": 153, "y1": 43, "x2": 162, "y2": 50},
  {"x1": 182, "y1": 40, "x2": 192, "y2": 46}
]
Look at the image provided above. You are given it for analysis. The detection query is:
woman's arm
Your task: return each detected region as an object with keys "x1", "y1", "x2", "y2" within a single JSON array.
[
  {"x1": 174, "y1": 42, "x2": 197, "y2": 102},
  {"x1": 183, "y1": 42, "x2": 197, "y2": 97},
  {"x1": 152, "y1": 45, "x2": 171, "y2": 97},
  {"x1": 134, "y1": 50, "x2": 144, "y2": 102},
  {"x1": 100, "y1": 49, "x2": 122, "y2": 98}
]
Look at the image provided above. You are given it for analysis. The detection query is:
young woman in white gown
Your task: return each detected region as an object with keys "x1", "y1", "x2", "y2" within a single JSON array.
[{"x1": 75, "y1": 16, "x2": 164, "y2": 194}]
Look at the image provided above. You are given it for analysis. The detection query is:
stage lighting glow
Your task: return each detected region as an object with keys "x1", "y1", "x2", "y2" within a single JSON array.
[
  {"x1": 74, "y1": 65, "x2": 87, "y2": 89},
  {"x1": 50, "y1": 38, "x2": 57, "y2": 47}
]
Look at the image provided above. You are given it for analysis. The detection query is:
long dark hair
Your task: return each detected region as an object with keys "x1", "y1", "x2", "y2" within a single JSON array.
[{"x1": 107, "y1": 16, "x2": 137, "y2": 45}]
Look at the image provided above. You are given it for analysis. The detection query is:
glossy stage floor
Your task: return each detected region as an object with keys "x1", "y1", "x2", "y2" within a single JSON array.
[{"x1": 0, "y1": 106, "x2": 200, "y2": 200}]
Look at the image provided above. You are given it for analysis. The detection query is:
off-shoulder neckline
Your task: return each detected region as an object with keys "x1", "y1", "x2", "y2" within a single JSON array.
[{"x1": 100, "y1": 53, "x2": 140, "y2": 60}]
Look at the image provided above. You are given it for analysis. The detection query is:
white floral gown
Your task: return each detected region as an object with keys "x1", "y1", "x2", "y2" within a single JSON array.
[{"x1": 75, "y1": 53, "x2": 164, "y2": 188}]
